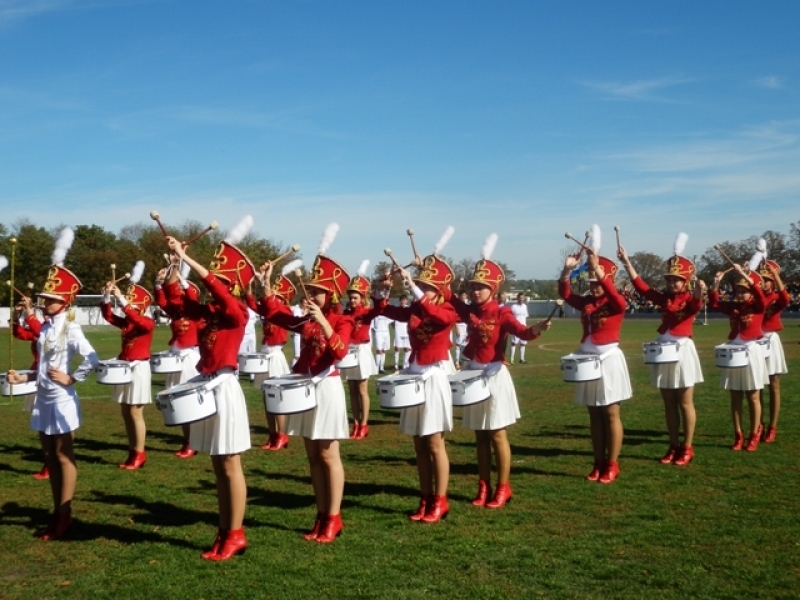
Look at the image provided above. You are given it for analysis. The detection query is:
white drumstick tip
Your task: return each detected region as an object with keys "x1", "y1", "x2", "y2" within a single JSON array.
[{"x1": 149, "y1": 210, "x2": 159, "y2": 219}]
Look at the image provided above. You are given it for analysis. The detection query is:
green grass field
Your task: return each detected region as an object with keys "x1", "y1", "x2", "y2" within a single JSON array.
[{"x1": 0, "y1": 318, "x2": 798, "y2": 599}]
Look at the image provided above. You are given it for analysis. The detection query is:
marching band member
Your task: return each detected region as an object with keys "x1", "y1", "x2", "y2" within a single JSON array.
[
  {"x1": 7, "y1": 228, "x2": 99, "y2": 540},
  {"x1": 101, "y1": 261, "x2": 154, "y2": 470},
  {"x1": 260, "y1": 223, "x2": 353, "y2": 543},
  {"x1": 154, "y1": 260, "x2": 202, "y2": 458},
  {"x1": 378, "y1": 226, "x2": 457, "y2": 523},
  {"x1": 343, "y1": 260, "x2": 379, "y2": 440},
  {"x1": 452, "y1": 290, "x2": 469, "y2": 368},
  {"x1": 758, "y1": 254, "x2": 789, "y2": 443},
  {"x1": 246, "y1": 259, "x2": 301, "y2": 450},
  {"x1": 290, "y1": 297, "x2": 309, "y2": 366},
  {"x1": 448, "y1": 234, "x2": 551, "y2": 508},
  {"x1": 392, "y1": 294, "x2": 411, "y2": 372},
  {"x1": 559, "y1": 227, "x2": 631, "y2": 484},
  {"x1": 508, "y1": 293, "x2": 530, "y2": 364},
  {"x1": 710, "y1": 261, "x2": 768, "y2": 452},
  {"x1": 618, "y1": 233, "x2": 704, "y2": 466},
  {"x1": 165, "y1": 215, "x2": 253, "y2": 561}
]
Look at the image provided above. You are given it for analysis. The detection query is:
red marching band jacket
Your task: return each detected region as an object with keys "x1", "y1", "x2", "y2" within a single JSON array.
[
  {"x1": 263, "y1": 295, "x2": 353, "y2": 377},
  {"x1": 245, "y1": 293, "x2": 288, "y2": 347},
  {"x1": 344, "y1": 303, "x2": 381, "y2": 345},
  {"x1": 709, "y1": 285, "x2": 766, "y2": 341},
  {"x1": 377, "y1": 296, "x2": 457, "y2": 366},
  {"x1": 13, "y1": 313, "x2": 43, "y2": 370},
  {"x1": 449, "y1": 296, "x2": 541, "y2": 364},
  {"x1": 762, "y1": 289, "x2": 790, "y2": 333},
  {"x1": 101, "y1": 302, "x2": 155, "y2": 362},
  {"x1": 156, "y1": 281, "x2": 200, "y2": 349},
  {"x1": 631, "y1": 276, "x2": 702, "y2": 337},
  {"x1": 558, "y1": 276, "x2": 627, "y2": 345}
]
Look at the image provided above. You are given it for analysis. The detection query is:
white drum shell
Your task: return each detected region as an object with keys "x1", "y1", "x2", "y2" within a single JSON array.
[
  {"x1": 95, "y1": 360, "x2": 134, "y2": 385},
  {"x1": 238, "y1": 353, "x2": 271, "y2": 374},
  {"x1": 262, "y1": 375, "x2": 317, "y2": 415},
  {"x1": 715, "y1": 344, "x2": 749, "y2": 368},
  {"x1": 643, "y1": 341, "x2": 680, "y2": 364},
  {"x1": 377, "y1": 374, "x2": 426, "y2": 409},
  {"x1": 449, "y1": 370, "x2": 490, "y2": 406},
  {"x1": 560, "y1": 354, "x2": 602, "y2": 382},
  {"x1": 156, "y1": 381, "x2": 218, "y2": 426},
  {"x1": 150, "y1": 351, "x2": 184, "y2": 374},
  {"x1": 336, "y1": 348, "x2": 359, "y2": 369},
  {"x1": 1, "y1": 370, "x2": 37, "y2": 396}
]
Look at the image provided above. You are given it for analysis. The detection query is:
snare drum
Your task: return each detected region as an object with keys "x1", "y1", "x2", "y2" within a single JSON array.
[
  {"x1": 757, "y1": 337, "x2": 771, "y2": 359},
  {"x1": 560, "y1": 354, "x2": 602, "y2": 382},
  {"x1": 377, "y1": 374, "x2": 425, "y2": 409},
  {"x1": 155, "y1": 380, "x2": 218, "y2": 426},
  {"x1": 0, "y1": 370, "x2": 37, "y2": 396},
  {"x1": 336, "y1": 346, "x2": 359, "y2": 369},
  {"x1": 150, "y1": 351, "x2": 184, "y2": 374},
  {"x1": 262, "y1": 375, "x2": 317, "y2": 414},
  {"x1": 448, "y1": 370, "x2": 490, "y2": 406},
  {"x1": 95, "y1": 360, "x2": 134, "y2": 385},
  {"x1": 238, "y1": 353, "x2": 270, "y2": 374},
  {"x1": 643, "y1": 340, "x2": 680, "y2": 364},
  {"x1": 715, "y1": 344, "x2": 749, "y2": 368}
]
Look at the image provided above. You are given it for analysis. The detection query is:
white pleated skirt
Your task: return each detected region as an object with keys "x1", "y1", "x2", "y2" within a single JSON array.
[
  {"x1": 342, "y1": 343, "x2": 378, "y2": 381},
  {"x1": 164, "y1": 347, "x2": 202, "y2": 389},
  {"x1": 650, "y1": 337, "x2": 704, "y2": 389},
  {"x1": 285, "y1": 375, "x2": 349, "y2": 440},
  {"x1": 31, "y1": 393, "x2": 82, "y2": 435},
  {"x1": 112, "y1": 361, "x2": 152, "y2": 405},
  {"x1": 573, "y1": 343, "x2": 632, "y2": 407},
  {"x1": 189, "y1": 374, "x2": 251, "y2": 455},
  {"x1": 253, "y1": 346, "x2": 291, "y2": 388},
  {"x1": 461, "y1": 362, "x2": 521, "y2": 431},
  {"x1": 22, "y1": 394, "x2": 35, "y2": 413},
  {"x1": 765, "y1": 332, "x2": 788, "y2": 376},
  {"x1": 720, "y1": 339, "x2": 769, "y2": 391},
  {"x1": 399, "y1": 360, "x2": 454, "y2": 437}
]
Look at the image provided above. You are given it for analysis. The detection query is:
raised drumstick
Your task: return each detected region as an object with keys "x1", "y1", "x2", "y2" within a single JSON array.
[
  {"x1": 272, "y1": 244, "x2": 301, "y2": 264},
  {"x1": 545, "y1": 299, "x2": 564, "y2": 322},
  {"x1": 614, "y1": 225, "x2": 621, "y2": 249},
  {"x1": 6, "y1": 281, "x2": 29, "y2": 299},
  {"x1": 564, "y1": 232, "x2": 593, "y2": 253},
  {"x1": 184, "y1": 221, "x2": 219, "y2": 246},
  {"x1": 113, "y1": 273, "x2": 130, "y2": 285},
  {"x1": 407, "y1": 229, "x2": 422, "y2": 266},
  {"x1": 383, "y1": 248, "x2": 402, "y2": 269},
  {"x1": 294, "y1": 268, "x2": 310, "y2": 301},
  {"x1": 149, "y1": 210, "x2": 169, "y2": 237},
  {"x1": 714, "y1": 244, "x2": 738, "y2": 268},
  {"x1": 110, "y1": 263, "x2": 117, "y2": 282}
]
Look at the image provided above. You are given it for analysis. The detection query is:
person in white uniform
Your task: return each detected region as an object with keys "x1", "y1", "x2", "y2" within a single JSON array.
[
  {"x1": 508, "y1": 293, "x2": 530, "y2": 364},
  {"x1": 392, "y1": 294, "x2": 411, "y2": 372}
]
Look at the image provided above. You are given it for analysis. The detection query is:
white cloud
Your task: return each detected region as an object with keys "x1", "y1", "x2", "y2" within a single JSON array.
[
  {"x1": 753, "y1": 76, "x2": 784, "y2": 90},
  {"x1": 580, "y1": 77, "x2": 694, "y2": 101}
]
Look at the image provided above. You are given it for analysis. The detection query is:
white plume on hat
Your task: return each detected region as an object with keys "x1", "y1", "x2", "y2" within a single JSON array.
[
  {"x1": 52, "y1": 227, "x2": 75, "y2": 266},
  {"x1": 0, "y1": 255, "x2": 7, "y2": 273},
  {"x1": 589, "y1": 224, "x2": 601, "y2": 252},
  {"x1": 318, "y1": 222, "x2": 339, "y2": 255},
  {"x1": 180, "y1": 260, "x2": 191, "y2": 280},
  {"x1": 129, "y1": 260, "x2": 145, "y2": 284},
  {"x1": 281, "y1": 259, "x2": 303, "y2": 276},
  {"x1": 433, "y1": 226, "x2": 455, "y2": 255},
  {"x1": 224, "y1": 215, "x2": 253, "y2": 245},
  {"x1": 481, "y1": 233, "x2": 498, "y2": 260},
  {"x1": 673, "y1": 232, "x2": 688, "y2": 256},
  {"x1": 757, "y1": 237, "x2": 767, "y2": 258},
  {"x1": 357, "y1": 259, "x2": 370, "y2": 277},
  {"x1": 748, "y1": 251, "x2": 765, "y2": 273}
]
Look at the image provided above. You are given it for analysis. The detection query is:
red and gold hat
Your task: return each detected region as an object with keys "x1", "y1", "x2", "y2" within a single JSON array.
[
  {"x1": 209, "y1": 241, "x2": 256, "y2": 297},
  {"x1": 664, "y1": 255, "x2": 695, "y2": 281},
  {"x1": 38, "y1": 265, "x2": 82, "y2": 305},
  {"x1": 346, "y1": 275, "x2": 370, "y2": 296},
  {"x1": 414, "y1": 254, "x2": 454, "y2": 294},
  {"x1": 307, "y1": 255, "x2": 350, "y2": 303},
  {"x1": 125, "y1": 283, "x2": 154, "y2": 311},
  {"x1": 759, "y1": 259, "x2": 780, "y2": 281},
  {"x1": 588, "y1": 256, "x2": 618, "y2": 282},
  {"x1": 272, "y1": 275, "x2": 297, "y2": 303},
  {"x1": 470, "y1": 259, "x2": 505, "y2": 295},
  {"x1": 735, "y1": 270, "x2": 763, "y2": 289}
]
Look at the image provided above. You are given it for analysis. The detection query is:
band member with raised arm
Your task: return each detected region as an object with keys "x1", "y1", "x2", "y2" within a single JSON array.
[
  {"x1": 164, "y1": 215, "x2": 253, "y2": 561},
  {"x1": 758, "y1": 257, "x2": 789, "y2": 442}
]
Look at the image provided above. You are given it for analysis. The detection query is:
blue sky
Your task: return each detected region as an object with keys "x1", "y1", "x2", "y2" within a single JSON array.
[{"x1": 2, "y1": 0, "x2": 799, "y2": 280}]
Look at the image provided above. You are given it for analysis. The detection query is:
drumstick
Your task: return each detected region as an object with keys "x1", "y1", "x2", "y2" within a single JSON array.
[
  {"x1": 149, "y1": 210, "x2": 169, "y2": 237},
  {"x1": 614, "y1": 225, "x2": 621, "y2": 249},
  {"x1": 564, "y1": 232, "x2": 593, "y2": 253},
  {"x1": 272, "y1": 244, "x2": 301, "y2": 264},
  {"x1": 383, "y1": 248, "x2": 402, "y2": 269},
  {"x1": 714, "y1": 245, "x2": 738, "y2": 269},
  {"x1": 545, "y1": 299, "x2": 564, "y2": 322},
  {"x1": 294, "y1": 269, "x2": 310, "y2": 302},
  {"x1": 184, "y1": 221, "x2": 219, "y2": 246},
  {"x1": 407, "y1": 229, "x2": 422, "y2": 266},
  {"x1": 6, "y1": 282, "x2": 28, "y2": 298},
  {"x1": 113, "y1": 273, "x2": 130, "y2": 285},
  {"x1": 110, "y1": 263, "x2": 117, "y2": 283}
]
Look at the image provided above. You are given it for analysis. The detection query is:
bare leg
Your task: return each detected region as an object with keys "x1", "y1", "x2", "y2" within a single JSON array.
[
  {"x1": 427, "y1": 432, "x2": 449, "y2": 496},
  {"x1": 347, "y1": 379, "x2": 362, "y2": 424},
  {"x1": 490, "y1": 428, "x2": 511, "y2": 484},
  {"x1": 730, "y1": 390, "x2": 743, "y2": 434},
  {"x1": 660, "y1": 389, "x2": 680, "y2": 447},
  {"x1": 603, "y1": 403, "x2": 623, "y2": 462},
  {"x1": 318, "y1": 440, "x2": 345, "y2": 515},
  {"x1": 121, "y1": 404, "x2": 146, "y2": 451},
  {"x1": 180, "y1": 424, "x2": 191, "y2": 444},
  {"x1": 413, "y1": 435, "x2": 433, "y2": 495},
  {"x1": 767, "y1": 375, "x2": 781, "y2": 427},
  {"x1": 274, "y1": 413, "x2": 286, "y2": 434},
  {"x1": 304, "y1": 438, "x2": 328, "y2": 513},
  {"x1": 357, "y1": 379, "x2": 370, "y2": 426},
  {"x1": 587, "y1": 407, "x2": 606, "y2": 464},
  {"x1": 41, "y1": 432, "x2": 77, "y2": 513},
  {"x1": 211, "y1": 454, "x2": 247, "y2": 530},
  {"x1": 745, "y1": 389, "x2": 762, "y2": 436},
  {"x1": 677, "y1": 386, "x2": 696, "y2": 446},
  {"x1": 475, "y1": 430, "x2": 492, "y2": 482}
]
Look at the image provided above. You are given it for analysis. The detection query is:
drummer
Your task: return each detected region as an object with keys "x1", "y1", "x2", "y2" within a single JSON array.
[
  {"x1": 101, "y1": 263, "x2": 155, "y2": 471},
  {"x1": 448, "y1": 235, "x2": 551, "y2": 508},
  {"x1": 260, "y1": 235, "x2": 353, "y2": 544},
  {"x1": 377, "y1": 240, "x2": 458, "y2": 524},
  {"x1": 6, "y1": 228, "x2": 100, "y2": 540},
  {"x1": 342, "y1": 260, "x2": 380, "y2": 440},
  {"x1": 618, "y1": 234, "x2": 705, "y2": 466},
  {"x1": 245, "y1": 260, "x2": 298, "y2": 451},
  {"x1": 154, "y1": 260, "x2": 202, "y2": 458},
  {"x1": 710, "y1": 263, "x2": 768, "y2": 451},
  {"x1": 165, "y1": 226, "x2": 252, "y2": 561},
  {"x1": 559, "y1": 236, "x2": 631, "y2": 484},
  {"x1": 759, "y1": 259, "x2": 789, "y2": 443}
]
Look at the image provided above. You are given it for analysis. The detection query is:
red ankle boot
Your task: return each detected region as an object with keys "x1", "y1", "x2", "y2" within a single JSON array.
[
  {"x1": 764, "y1": 426, "x2": 777, "y2": 443},
  {"x1": 175, "y1": 443, "x2": 196, "y2": 458},
  {"x1": 118, "y1": 450, "x2": 134, "y2": 469},
  {"x1": 586, "y1": 462, "x2": 603, "y2": 482},
  {"x1": 356, "y1": 424, "x2": 370, "y2": 440},
  {"x1": 745, "y1": 433, "x2": 760, "y2": 452},
  {"x1": 659, "y1": 446, "x2": 678, "y2": 464},
  {"x1": 731, "y1": 431, "x2": 744, "y2": 451},
  {"x1": 209, "y1": 527, "x2": 247, "y2": 560},
  {"x1": 409, "y1": 495, "x2": 432, "y2": 521},
  {"x1": 32, "y1": 465, "x2": 50, "y2": 480},
  {"x1": 599, "y1": 461, "x2": 620, "y2": 484},
  {"x1": 471, "y1": 480, "x2": 491, "y2": 507},
  {"x1": 201, "y1": 529, "x2": 225, "y2": 559},
  {"x1": 349, "y1": 423, "x2": 361, "y2": 440},
  {"x1": 673, "y1": 445, "x2": 694, "y2": 466},
  {"x1": 486, "y1": 483, "x2": 513, "y2": 509},
  {"x1": 316, "y1": 514, "x2": 343, "y2": 543},
  {"x1": 756, "y1": 423, "x2": 764, "y2": 441},
  {"x1": 270, "y1": 433, "x2": 289, "y2": 451},
  {"x1": 303, "y1": 513, "x2": 326, "y2": 540},
  {"x1": 123, "y1": 450, "x2": 147, "y2": 470},
  {"x1": 421, "y1": 495, "x2": 449, "y2": 523},
  {"x1": 35, "y1": 509, "x2": 71, "y2": 541},
  {"x1": 260, "y1": 433, "x2": 275, "y2": 450}
]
